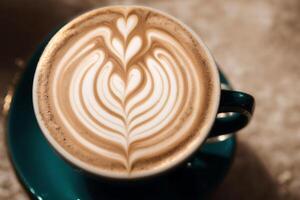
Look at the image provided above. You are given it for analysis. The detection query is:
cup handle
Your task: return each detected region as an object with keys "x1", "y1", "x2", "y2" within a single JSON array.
[{"x1": 208, "y1": 90, "x2": 255, "y2": 137}]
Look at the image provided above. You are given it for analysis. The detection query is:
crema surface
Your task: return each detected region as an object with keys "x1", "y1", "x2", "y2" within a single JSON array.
[{"x1": 33, "y1": 6, "x2": 219, "y2": 178}]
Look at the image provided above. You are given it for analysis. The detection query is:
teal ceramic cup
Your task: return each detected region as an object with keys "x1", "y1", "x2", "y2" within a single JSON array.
[{"x1": 32, "y1": 6, "x2": 255, "y2": 182}]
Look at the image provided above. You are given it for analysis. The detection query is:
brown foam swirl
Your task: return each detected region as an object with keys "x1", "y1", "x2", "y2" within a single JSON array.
[{"x1": 34, "y1": 6, "x2": 219, "y2": 178}]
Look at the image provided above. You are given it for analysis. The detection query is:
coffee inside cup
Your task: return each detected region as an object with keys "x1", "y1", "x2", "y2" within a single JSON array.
[{"x1": 33, "y1": 5, "x2": 220, "y2": 179}]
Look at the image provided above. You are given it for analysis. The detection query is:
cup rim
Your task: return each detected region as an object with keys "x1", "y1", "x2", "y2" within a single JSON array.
[{"x1": 32, "y1": 5, "x2": 221, "y2": 180}]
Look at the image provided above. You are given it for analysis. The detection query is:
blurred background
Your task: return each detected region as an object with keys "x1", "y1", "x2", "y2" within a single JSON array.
[{"x1": 0, "y1": 0, "x2": 300, "y2": 199}]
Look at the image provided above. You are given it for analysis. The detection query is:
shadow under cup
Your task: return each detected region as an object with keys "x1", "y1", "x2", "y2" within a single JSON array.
[{"x1": 6, "y1": 41, "x2": 242, "y2": 198}]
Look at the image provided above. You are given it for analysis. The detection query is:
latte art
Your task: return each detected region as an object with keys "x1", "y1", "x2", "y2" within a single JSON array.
[{"x1": 33, "y1": 6, "x2": 219, "y2": 178}]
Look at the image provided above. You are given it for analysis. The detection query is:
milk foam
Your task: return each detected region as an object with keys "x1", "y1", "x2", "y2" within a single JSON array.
[{"x1": 33, "y1": 6, "x2": 219, "y2": 178}]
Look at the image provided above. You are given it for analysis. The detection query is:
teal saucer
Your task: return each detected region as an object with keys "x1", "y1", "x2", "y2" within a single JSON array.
[{"x1": 5, "y1": 42, "x2": 236, "y2": 199}]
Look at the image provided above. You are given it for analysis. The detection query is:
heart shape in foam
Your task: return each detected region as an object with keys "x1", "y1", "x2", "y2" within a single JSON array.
[
  {"x1": 112, "y1": 36, "x2": 142, "y2": 65},
  {"x1": 110, "y1": 68, "x2": 142, "y2": 103},
  {"x1": 116, "y1": 15, "x2": 138, "y2": 38}
]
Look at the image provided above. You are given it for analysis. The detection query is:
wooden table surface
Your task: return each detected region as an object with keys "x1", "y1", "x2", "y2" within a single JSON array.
[{"x1": 0, "y1": 0, "x2": 300, "y2": 199}]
